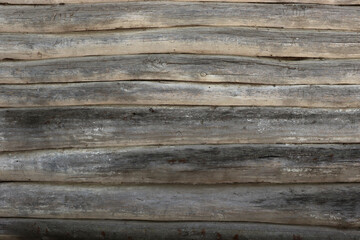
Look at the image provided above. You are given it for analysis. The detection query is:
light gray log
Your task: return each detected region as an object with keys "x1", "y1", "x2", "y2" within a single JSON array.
[
  {"x1": 1, "y1": 218, "x2": 360, "y2": 240},
  {"x1": 1, "y1": 55, "x2": 360, "y2": 85},
  {"x1": 3, "y1": 81, "x2": 360, "y2": 108},
  {"x1": 1, "y1": 144, "x2": 359, "y2": 184},
  {"x1": 0, "y1": 183, "x2": 359, "y2": 227},
  {"x1": 1, "y1": 0, "x2": 359, "y2": 5},
  {"x1": 1, "y1": 27, "x2": 360, "y2": 60},
  {"x1": 1, "y1": 3, "x2": 359, "y2": 33},
  {"x1": 1, "y1": 107, "x2": 360, "y2": 152}
]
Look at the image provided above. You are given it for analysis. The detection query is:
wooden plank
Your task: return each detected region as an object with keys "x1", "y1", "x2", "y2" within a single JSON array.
[
  {"x1": 0, "y1": 183, "x2": 359, "y2": 227},
  {"x1": 1, "y1": 27, "x2": 359, "y2": 60},
  {"x1": 1, "y1": 0, "x2": 359, "y2": 5},
  {"x1": 1, "y1": 3, "x2": 359, "y2": 33},
  {"x1": 1, "y1": 219, "x2": 360, "y2": 240},
  {"x1": 2, "y1": 55, "x2": 360, "y2": 85},
  {"x1": 1, "y1": 107, "x2": 360, "y2": 152},
  {"x1": 1, "y1": 144, "x2": 359, "y2": 184},
  {"x1": 3, "y1": 81, "x2": 360, "y2": 108}
]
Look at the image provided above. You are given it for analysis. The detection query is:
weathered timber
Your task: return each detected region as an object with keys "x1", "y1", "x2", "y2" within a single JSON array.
[
  {"x1": 3, "y1": 81, "x2": 360, "y2": 108},
  {"x1": 1, "y1": 144, "x2": 359, "y2": 184},
  {"x1": 1, "y1": 219, "x2": 360, "y2": 240},
  {"x1": 1, "y1": 3, "x2": 360, "y2": 33},
  {"x1": 0, "y1": 183, "x2": 359, "y2": 227},
  {"x1": 1, "y1": 27, "x2": 360, "y2": 60},
  {"x1": 2, "y1": 55, "x2": 360, "y2": 85},
  {"x1": 1, "y1": 107, "x2": 360, "y2": 152},
  {"x1": 1, "y1": 0, "x2": 359, "y2": 5}
]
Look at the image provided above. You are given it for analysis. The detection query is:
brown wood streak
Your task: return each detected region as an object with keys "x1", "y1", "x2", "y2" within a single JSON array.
[
  {"x1": 0, "y1": 3, "x2": 359, "y2": 32},
  {"x1": 1, "y1": 27, "x2": 360, "y2": 60},
  {"x1": 0, "y1": 144, "x2": 359, "y2": 184},
  {"x1": 1, "y1": 218, "x2": 360, "y2": 240},
  {"x1": 1, "y1": 106, "x2": 360, "y2": 152},
  {"x1": 0, "y1": 183, "x2": 359, "y2": 227}
]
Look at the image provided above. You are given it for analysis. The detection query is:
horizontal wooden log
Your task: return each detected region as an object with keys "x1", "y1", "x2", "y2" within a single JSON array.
[
  {"x1": 0, "y1": 183, "x2": 359, "y2": 227},
  {"x1": 2, "y1": 55, "x2": 360, "y2": 85},
  {"x1": 1, "y1": 0, "x2": 359, "y2": 5},
  {"x1": 2, "y1": 107, "x2": 360, "y2": 152},
  {"x1": 3, "y1": 81, "x2": 360, "y2": 108},
  {"x1": 1, "y1": 144, "x2": 359, "y2": 184},
  {"x1": 1, "y1": 219, "x2": 360, "y2": 240},
  {"x1": 1, "y1": 3, "x2": 360, "y2": 33},
  {"x1": 1, "y1": 27, "x2": 360, "y2": 60},
  {"x1": 1, "y1": 57, "x2": 360, "y2": 86}
]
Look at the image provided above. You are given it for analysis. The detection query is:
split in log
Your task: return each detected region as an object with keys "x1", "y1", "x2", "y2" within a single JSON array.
[
  {"x1": 1, "y1": 106, "x2": 360, "y2": 151},
  {"x1": 1, "y1": 27, "x2": 360, "y2": 60},
  {"x1": 1, "y1": 144, "x2": 359, "y2": 184}
]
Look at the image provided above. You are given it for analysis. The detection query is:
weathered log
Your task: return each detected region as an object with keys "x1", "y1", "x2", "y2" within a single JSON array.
[
  {"x1": 1, "y1": 218, "x2": 360, "y2": 240},
  {"x1": 1, "y1": 55, "x2": 360, "y2": 85},
  {"x1": 1, "y1": 3, "x2": 359, "y2": 33},
  {"x1": 1, "y1": 107, "x2": 360, "y2": 152},
  {"x1": 0, "y1": 183, "x2": 359, "y2": 227},
  {"x1": 1, "y1": 144, "x2": 359, "y2": 184},
  {"x1": 3, "y1": 81, "x2": 360, "y2": 108},
  {"x1": 1, "y1": 27, "x2": 360, "y2": 60},
  {"x1": 1, "y1": 0, "x2": 359, "y2": 5}
]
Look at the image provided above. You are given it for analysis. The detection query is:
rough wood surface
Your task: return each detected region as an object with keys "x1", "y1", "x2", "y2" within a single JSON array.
[
  {"x1": 1, "y1": 0, "x2": 359, "y2": 5},
  {"x1": 2, "y1": 27, "x2": 360, "y2": 60},
  {"x1": 2, "y1": 107, "x2": 360, "y2": 152},
  {"x1": 1, "y1": 219, "x2": 360, "y2": 240},
  {"x1": 2, "y1": 55, "x2": 360, "y2": 85},
  {"x1": 3, "y1": 81, "x2": 360, "y2": 108},
  {"x1": 1, "y1": 3, "x2": 359, "y2": 33},
  {"x1": 1, "y1": 144, "x2": 359, "y2": 184},
  {"x1": 0, "y1": 183, "x2": 359, "y2": 227}
]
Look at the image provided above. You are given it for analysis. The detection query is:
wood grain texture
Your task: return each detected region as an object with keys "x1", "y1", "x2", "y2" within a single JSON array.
[
  {"x1": 1, "y1": 3, "x2": 360, "y2": 33},
  {"x1": 3, "y1": 81, "x2": 360, "y2": 108},
  {"x1": 1, "y1": 0, "x2": 359, "y2": 5},
  {"x1": 2, "y1": 107, "x2": 360, "y2": 152},
  {"x1": 2, "y1": 55, "x2": 360, "y2": 85},
  {"x1": 0, "y1": 183, "x2": 359, "y2": 227},
  {"x1": 2, "y1": 219, "x2": 360, "y2": 240},
  {"x1": 1, "y1": 144, "x2": 359, "y2": 184},
  {"x1": 1, "y1": 27, "x2": 360, "y2": 60}
]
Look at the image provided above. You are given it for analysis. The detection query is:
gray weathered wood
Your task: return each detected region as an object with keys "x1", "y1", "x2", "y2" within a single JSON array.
[
  {"x1": 1, "y1": 27, "x2": 359, "y2": 60},
  {"x1": 1, "y1": 3, "x2": 360, "y2": 33},
  {"x1": 2, "y1": 55, "x2": 360, "y2": 85},
  {"x1": 1, "y1": 0, "x2": 359, "y2": 5},
  {"x1": 1, "y1": 219, "x2": 360, "y2": 240},
  {"x1": 1, "y1": 107, "x2": 360, "y2": 152},
  {"x1": 0, "y1": 183, "x2": 359, "y2": 227},
  {"x1": 3, "y1": 81, "x2": 360, "y2": 108},
  {"x1": 1, "y1": 144, "x2": 359, "y2": 184}
]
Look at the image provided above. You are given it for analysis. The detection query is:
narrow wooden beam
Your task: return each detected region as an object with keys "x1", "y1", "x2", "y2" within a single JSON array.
[
  {"x1": 1, "y1": 218, "x2": 360, "y2": 240},
  {"x1": 1, "y1": 107, "x2": 360, "y2": 152},
  {"x1": 2, "y1": 55, "x2": 360, "y2": 85},
  {"x1": 1, "y1": 144, "x2": 359, "y2": 184},
  {"x1": 0, "y1": 183, "x2": 359, "y2": 227},
  {"x1": 1, "y1": 27, "x2": 359, "y2": 60},
  {"x1": 1, "y1": 3, "x2": 359, "y2": 33},
  {"x1": 2, "y1": 81, "x2": 360, "y2": 108}
]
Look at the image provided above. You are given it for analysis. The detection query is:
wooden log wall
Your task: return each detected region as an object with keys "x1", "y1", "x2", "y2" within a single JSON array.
[{"x1": 0, "y1": 0, "x2": 359, "y2": 239}]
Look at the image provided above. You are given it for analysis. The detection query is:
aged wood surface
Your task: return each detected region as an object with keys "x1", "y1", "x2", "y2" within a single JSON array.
[
  {"x1": 3, "y1": 81, "x2": 360, "y2": 108},
  {"x1": 1, "y1": 144, "x2": 359, "y2": 184},
  {"x1": 1, "y1": 0, "x2": 359, "y2": 5},
  {"x1": 1, "y1": 219, "x2": 360, "y2": 240},
  {"x1": 0, "y1": 183, "x2": 359, "y2": 227},
  {"x1": 2, "y1": 27, "x2": 360, "y2": 60},
  {"x1": 1, "y1": 3, "x2": 360, "y2": 33},
  {"x1": 1, "y1": 107, "x2": 360, "y2": 152},
  {"x1": 2, "y1": 55, "x2": 360, "y2": 85}
]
